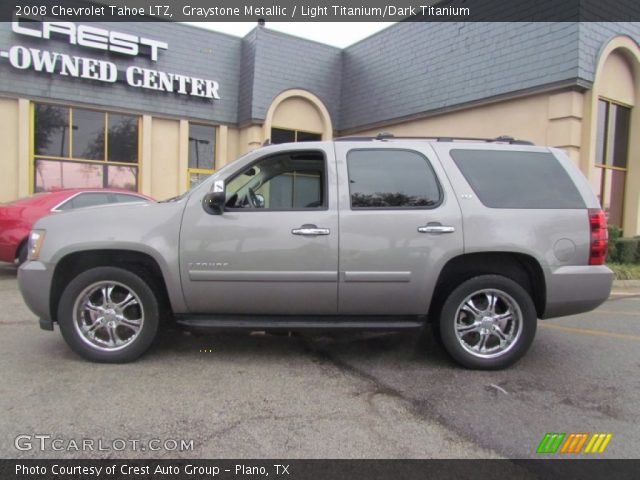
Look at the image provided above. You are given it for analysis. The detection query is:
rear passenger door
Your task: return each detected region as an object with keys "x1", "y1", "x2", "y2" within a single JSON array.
[{"x1": 335, "y1": 142, "x2": 464, "y2": 315}]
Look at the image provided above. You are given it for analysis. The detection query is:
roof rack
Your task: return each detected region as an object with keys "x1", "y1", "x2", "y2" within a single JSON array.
[{"x1": 334, "y1": 133, "x2": 535, "y2": 145}]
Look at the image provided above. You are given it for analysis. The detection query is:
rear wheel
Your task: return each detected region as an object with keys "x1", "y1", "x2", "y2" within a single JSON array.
[
  {"x1": 57, "y1": 267, "x2": 159, "y2": 362},
  {"x1": 438, "y1": 275, "x2": 536, "y2": 370}
]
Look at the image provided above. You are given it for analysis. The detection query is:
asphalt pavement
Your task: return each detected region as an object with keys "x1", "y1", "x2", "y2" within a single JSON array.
[{"x1": 1, "y1": 263, "x2": 638, "y2": 460}]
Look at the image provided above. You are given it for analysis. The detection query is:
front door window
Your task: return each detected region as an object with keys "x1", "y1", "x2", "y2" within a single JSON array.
[{"x1": 225, "y1": 151, "x2": 326, "y2": 210}]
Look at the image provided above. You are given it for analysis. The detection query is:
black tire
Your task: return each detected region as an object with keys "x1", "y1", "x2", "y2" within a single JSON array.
[
  {"x1": 17, "y1": 242, "x2": 28, "y2": 266},
  {"x1": 57, "y1": 266, "x2": 160, "y2": 363},
  {"x1": 438, "y1": 275, "x2": 537, "y2": 370}
]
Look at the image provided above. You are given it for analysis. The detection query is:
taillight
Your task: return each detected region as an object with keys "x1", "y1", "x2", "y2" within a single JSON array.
[{"x1": 588, "y1": 209, "x2": 608, "y2": 265}]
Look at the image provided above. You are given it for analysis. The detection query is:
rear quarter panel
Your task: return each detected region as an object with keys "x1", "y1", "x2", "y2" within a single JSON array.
[
  {"x1": 431, "y1": 143, "x2": 613, "y2": 318},
  {"x1": 430, "y1": 143, "x2": 591, "y2": 268}
]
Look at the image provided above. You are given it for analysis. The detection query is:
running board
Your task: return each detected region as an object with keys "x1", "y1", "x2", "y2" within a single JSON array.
[{"x1": 175, "y1": 315, "x2": 425, "y2": 332}]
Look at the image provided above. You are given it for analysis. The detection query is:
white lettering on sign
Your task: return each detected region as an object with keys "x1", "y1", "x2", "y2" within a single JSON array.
[
  {"x1": 2, "y1": 21, "x2": 222, "y2": 101},
  {"x1": 11, "y1": 21, "x2": 168, "y2": 61},
  {"x1": 2, "y1": 46, "x2": 220, "y2": 99},
  {"x1": 125, "y1": 66, "x2": 220, "y2": 99},
  {"x1": 8, "y1": 46, "x2": 117, "y2": 82}
]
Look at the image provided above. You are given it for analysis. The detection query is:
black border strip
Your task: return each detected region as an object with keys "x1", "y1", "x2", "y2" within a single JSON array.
[
  {"x1": 3, "y1": 459, "x2": 640, "y2": 480},
  {"x1": 2, "y1": 0, "x2": 640, "y2": 22}
]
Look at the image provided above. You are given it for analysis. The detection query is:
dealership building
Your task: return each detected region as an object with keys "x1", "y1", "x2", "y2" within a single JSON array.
[{"x1": 1, "y1": 20, "x2": 640, "y2": 235}]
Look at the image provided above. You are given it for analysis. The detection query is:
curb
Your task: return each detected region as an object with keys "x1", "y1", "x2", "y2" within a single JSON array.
[
  {"x1": 611, "y1": 279, "x2": 640, "y2": 297},
  {"x1": 613, "y1": 279, "x2": 640, "y2": 288}
]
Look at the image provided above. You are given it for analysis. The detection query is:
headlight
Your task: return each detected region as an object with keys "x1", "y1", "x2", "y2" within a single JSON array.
[{"x1": 28, "y1": 230, "x2": 46, "y2": 261}]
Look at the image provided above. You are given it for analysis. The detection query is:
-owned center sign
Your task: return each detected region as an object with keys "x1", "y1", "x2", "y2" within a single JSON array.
[{"x1": 0, "y1": 21, "x2": 221, "y2": 100}]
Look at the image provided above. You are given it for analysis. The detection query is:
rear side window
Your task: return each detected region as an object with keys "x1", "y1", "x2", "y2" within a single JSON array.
[
  {"x1": 347, "y1": 149, "x2": 441, "y2": 208},
  {"x1": 450, "y1": 150, "x2": 585, "y2": 209},
  {"x1": 113, "y1": 193, "x2": 146, "y2": 203},
  {"x1": 59, "y1": 192, "x2": 112, "y2": 210}
]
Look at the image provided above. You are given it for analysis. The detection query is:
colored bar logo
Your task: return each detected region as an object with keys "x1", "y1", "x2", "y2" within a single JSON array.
[{"x1": 537, "y1": 433, "x2": 612, "y2": 454}]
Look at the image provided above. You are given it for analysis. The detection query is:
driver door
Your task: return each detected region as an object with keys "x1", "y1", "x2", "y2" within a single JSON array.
[{"x1": 179, "y1": 145, "x2": 339, "y2": 315}]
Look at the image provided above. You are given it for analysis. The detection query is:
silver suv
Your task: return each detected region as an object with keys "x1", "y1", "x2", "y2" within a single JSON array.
[{"x1": 18, "y1": 136, "x2": 614, "y2": 369}]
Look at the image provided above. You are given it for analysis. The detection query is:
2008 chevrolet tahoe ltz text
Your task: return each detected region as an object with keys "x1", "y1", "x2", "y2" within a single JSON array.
[{"x1": 18, "y1": 136, "x2": 614, "y2": 369}]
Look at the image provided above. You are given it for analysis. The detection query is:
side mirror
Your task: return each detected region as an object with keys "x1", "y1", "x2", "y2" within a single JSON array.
[{"x1": 202, "y1": 180, "x2": 225, "y2": 215}]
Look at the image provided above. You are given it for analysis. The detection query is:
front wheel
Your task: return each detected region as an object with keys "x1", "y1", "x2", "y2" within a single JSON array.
[
  {"x1": 57, "y1": 267, "x2": 160, "y2": 363},
  {"x1": 438, "y1": 275, "x2": 537, "y2": 370}
]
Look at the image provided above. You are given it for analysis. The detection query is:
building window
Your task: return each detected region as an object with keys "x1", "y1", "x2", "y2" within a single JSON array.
[
  {"x1": 33, "y1": 103, "x2": 139, "y2": 192},
  {"x1": 271, "y1": 127, "x2": 321, "y2": 144},
  {"x1": 188, "y1": 123, "x2": 216, "y2": 188},
  {"x1": 595, "y1": 99, "x2": 630, "y2": 228}
]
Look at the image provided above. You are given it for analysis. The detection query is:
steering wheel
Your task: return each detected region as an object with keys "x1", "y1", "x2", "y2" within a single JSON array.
[{"x1": 247, "y1": 187, "x2": 260, "y2": 208}]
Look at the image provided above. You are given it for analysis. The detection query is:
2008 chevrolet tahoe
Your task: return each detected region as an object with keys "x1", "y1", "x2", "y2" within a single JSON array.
[{"x1": 18, "y1": 135, "x2": 614, "y2": 369}]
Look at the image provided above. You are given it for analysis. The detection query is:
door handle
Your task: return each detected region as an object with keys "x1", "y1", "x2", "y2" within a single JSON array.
[
  {"x1": 418, "y1": 223, "x2": 455, "y2": 234},
  {"x1": 292, "y1": 224, "x2": 330, "y2": 236}
]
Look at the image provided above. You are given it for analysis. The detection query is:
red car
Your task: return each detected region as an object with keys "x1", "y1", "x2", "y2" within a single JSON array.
[{"x1": 0, "y1": 189, "x2": 153, "y2": 265}]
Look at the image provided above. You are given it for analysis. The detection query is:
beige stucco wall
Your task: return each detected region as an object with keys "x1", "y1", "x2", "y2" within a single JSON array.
[
  {"x1": 599, "y1": 51, "x2": 635, "y2": 106},
  {"x1": 145, "y1": 117, "x2": 181, "y2": 200},
  {"x1": 0, "y1": 98, "x2": 20, "y2": 203},
  {"x1": 271, "y1": 97, "x2": 325, "y2": 134},
  {"x1": 0, "y1": 97, "x2": 30, "y2": 202},
  {"x1": 225, "y1": 127, "x2": 240, "y2": 165},
  {"x1": 237, "y1": 124, "x2": 264, "y2": 155},
  {"x1": 353, "y1": 91, "x2": 585, "y2": 165},
  {"x1": 263, "y1": 89, "x2": 333, "y2": 141}
]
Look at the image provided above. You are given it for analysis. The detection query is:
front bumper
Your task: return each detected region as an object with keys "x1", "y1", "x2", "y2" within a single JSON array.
[
  {"x1": 542, "y1": 265, "x2": 614, "y2": 319},
  {"x1": 17, "y1": 260, "x2": 54, "y2": 330}
]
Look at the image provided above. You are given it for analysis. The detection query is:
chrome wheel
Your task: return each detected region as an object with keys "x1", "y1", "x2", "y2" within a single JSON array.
[
  {"x1": 72, "y1": 281, "x2": 144, "y2": 352},
  {"x1": 454, "y1": 289, "x2": 522, "y2": 359}
]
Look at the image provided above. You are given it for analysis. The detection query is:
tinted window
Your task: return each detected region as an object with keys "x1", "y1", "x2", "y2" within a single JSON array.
[
  {"x1": 34, "y1": 104, "x2": 70, "y2": 157},
  {"x1": 271, "y1": 128, "x2": 296, "y2": 144},
  {"x1": 70, "y1": 192, "x2": 112, "y2": 209},
  {"x1": 114, "y1": 194, "x2": 145, "y2": 203},
  {"x1": 226, "y1": 151, "x2": 325, "y2": 210},
  {"x1": 188, "y1": 124, "x2": 216, "y2": 170},
  {"x1": 270, "y1": 128, "x2": 321, "y2": 144},
  {"x1": 73, "y1": 109, "x2": 104, "y2": 160},
  {"x1": 257, "y1": 171, "x2": 323, "y2": 209},
  {"x1": 450, "y1": 150, "x2": 585, "y2": 209},
  {"x1": 297, "y1": 131, "x2": 322, "y2": 142},
  {"x1": 595, "y1": 100, "x2": 608, "y2": 165},
  {"x1": 35, "y1": 159, "x2": 103, "y2": 192},
  {"x1": 611, "y1": 104, "x2": 630, "y2": 168},
  {"x1": 33, "y1": 103, "x2": 139, "y2": 193},
  {"x1": 106, "y1": 165, "x2": 138, "y2": 190},
  {"x1": 108, "y1": 114, "x2": 138, "y2": 163},
  {"x1": 347, "y1": 150, "x2": 441, "y2": 208}
]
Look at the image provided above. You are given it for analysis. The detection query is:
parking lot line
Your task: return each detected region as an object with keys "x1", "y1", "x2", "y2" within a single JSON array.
[
  {"x1": 540, "y1": 323, "x2": 640, "y2": 341},
  {"x1": 592, "y1": 309, "x2": 640, "y2": 317}
]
